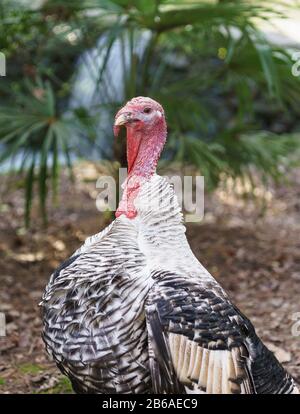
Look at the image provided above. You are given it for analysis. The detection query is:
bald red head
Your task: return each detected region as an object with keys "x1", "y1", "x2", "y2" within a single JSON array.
[
  {"x1": 114, "y1": 96, "x2": 167, "y2": 175},
  {"x1": 114, "y1": 96, "x2": 167, "y2": 218}
]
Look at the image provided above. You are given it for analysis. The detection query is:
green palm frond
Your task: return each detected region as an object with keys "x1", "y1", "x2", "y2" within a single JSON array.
[
  {"x1": 168, "y1": 129, "x2": 300, "y2": 190},
  {"x1": 0, "y1": 79, "x2": 77, "y2": 226}
]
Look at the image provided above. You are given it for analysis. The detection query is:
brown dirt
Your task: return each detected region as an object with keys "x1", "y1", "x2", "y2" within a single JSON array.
[{"x1": 0, "y1": 163, "x2": 299, "y2": 393}]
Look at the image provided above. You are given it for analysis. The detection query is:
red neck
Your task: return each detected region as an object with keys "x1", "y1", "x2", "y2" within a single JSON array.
[
  {"x1": 116, "y1": 117, "x2": 167, "y2": 219},
  {"x1": 126, "y1": 117, "x2": 167, "y2": 179}
]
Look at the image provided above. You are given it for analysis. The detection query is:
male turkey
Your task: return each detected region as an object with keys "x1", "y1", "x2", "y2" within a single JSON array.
[{"x1": 41, "y1": 97, "x2": 298, "y2": 394}]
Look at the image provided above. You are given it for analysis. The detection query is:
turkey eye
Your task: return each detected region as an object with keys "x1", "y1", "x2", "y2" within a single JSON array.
[{"x1": 143, "y1": 107, "x2": 152, "y2": 114}]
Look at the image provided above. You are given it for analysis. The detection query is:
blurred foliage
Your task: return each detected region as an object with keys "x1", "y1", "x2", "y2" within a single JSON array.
[
  {"x1": 0, "y1": 78, "x2": 87, "y2": 225},
  {"x1": 0, "y1": 0, "x2": 300, "y2": 224}
]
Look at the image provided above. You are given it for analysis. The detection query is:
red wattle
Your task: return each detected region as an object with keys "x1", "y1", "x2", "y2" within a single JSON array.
[
  {"x1": 127, "y1": 132, "x2": 142, "y2": 174},
  {"x1": 113, "y1": 125, "x2": 120, "y2": 137}
]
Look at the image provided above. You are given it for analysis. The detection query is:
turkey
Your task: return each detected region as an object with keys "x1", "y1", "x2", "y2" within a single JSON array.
[{"x1": 41, "y1": 96, "x2": 298, "y2": 394}]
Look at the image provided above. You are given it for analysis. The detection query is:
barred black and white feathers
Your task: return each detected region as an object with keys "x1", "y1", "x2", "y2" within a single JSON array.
[
  {"x1": 41, "y1": 175, "x2": 298, "y2": 394},
  {"x1": 145, "y1": 269, "x2": 296, "y2": 394},
  {"x1": 42, "y1": 216, "x2": 151, "y2": 393}
]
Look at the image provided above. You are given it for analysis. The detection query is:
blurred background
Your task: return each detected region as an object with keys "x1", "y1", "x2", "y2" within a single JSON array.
[{"x1": 0, "y1": 0, "x2": 300, "y2": 394}]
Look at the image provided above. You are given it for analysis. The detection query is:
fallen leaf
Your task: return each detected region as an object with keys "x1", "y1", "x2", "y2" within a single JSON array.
[
  {"x1": 265, "y1": 342, "x2": 292, "y2": 363},
  {"x1": 10, "y1": 252, "x2": 45, "y2": 263}
]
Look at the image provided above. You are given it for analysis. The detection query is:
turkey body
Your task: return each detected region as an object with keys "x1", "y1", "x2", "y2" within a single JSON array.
[{"x1": 41, "y1": 175, "x2": 298, "y2": 394}]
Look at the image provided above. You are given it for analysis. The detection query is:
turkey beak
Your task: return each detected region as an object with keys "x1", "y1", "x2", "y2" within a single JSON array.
[
  {"x1": 115, "y1": 113, "x2": 130, "y2": 127},
  {"x1": 114, "y1": 111, "x2": 136, "y2": 137}
]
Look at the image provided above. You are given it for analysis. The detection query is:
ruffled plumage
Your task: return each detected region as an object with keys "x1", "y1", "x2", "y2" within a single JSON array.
[{"x1": 41, "y1": 175, "x2": 298, "y2": 394}]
